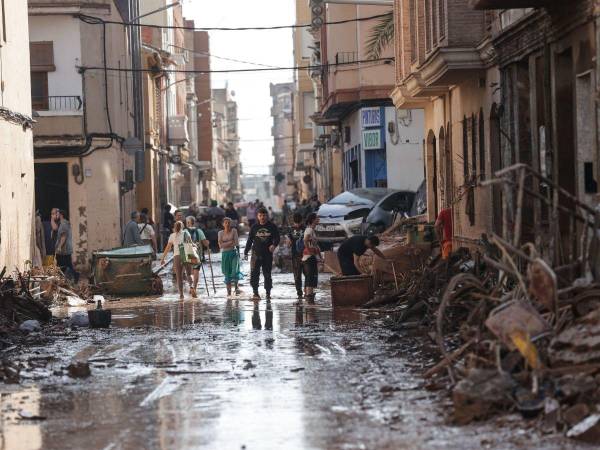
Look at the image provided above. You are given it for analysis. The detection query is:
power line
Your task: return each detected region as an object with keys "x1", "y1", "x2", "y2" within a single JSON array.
[
  {"x1": 169, "y1": 44, "x2": 281, "y2": 69},
  {"x1": 79, "y1": 58, "x2": 394, "y2": 75},
  {"x1": 76, "y1": 12, "x2": 392, "y2": 31}
]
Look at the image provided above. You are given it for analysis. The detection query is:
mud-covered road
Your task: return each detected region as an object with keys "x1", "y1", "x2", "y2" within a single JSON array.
[{"x1": 0, "y1": 254, "x2": 585, "y2": 449}]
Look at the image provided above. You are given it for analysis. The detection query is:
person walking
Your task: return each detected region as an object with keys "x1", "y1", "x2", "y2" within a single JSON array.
[
  {"x1": 337, "y1": 235, "x2": 386, "y2": 276},
  {"x1": 225, "y1": 202, "x2": 240, "y2": 228},
  {"x1": 302, "y1": 213, "x2": 321, "y2": 303},
  {"x1": 287, "y1": 212, "x2": 305, "y2": 300},
  {"x1": 123, "y1": 211, "x2": 143, "y2": 247},
  {"x1": 186, "y1": 216, "x2": 209, "y2": 298},
  {"x1": 161, "y1": 204, "x2": 175, "y2": 250},
  {"x1": 161, "y1": 221, "x2": 188, "y2": 300},
  {"x1": 219, "y1": 217, "x2": 242, "y2": 297},
  {"x1": 282, "y1": 200, "x2": 291, "y2": 226},
  {"x1": 55, "y1": 210, "x2": 79, "y2": 283},
  {"x1": 244, "y1": 207, "x2": 280, "y2": 301},
  {"x1": 246, "y1": 201, "x2": 257, "y2": 228},
  {"x1": 139, "y1": 212, "x2": 157, "y2": 256}
]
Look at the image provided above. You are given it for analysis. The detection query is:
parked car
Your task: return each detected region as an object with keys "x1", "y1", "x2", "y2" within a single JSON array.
[
  {"x1": 315, "y1": 188, "x2": 396, "y2": 245},
  {"x1": 362, "y1": 190, "x2": 416, "y2": 235}
]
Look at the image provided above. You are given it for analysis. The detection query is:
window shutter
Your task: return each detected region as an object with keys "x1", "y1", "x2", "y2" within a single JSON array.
[{"x1": 30, "y1": 41, "x2": 55, "y2": 72}]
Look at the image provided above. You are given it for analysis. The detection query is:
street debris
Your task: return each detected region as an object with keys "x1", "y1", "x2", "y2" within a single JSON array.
[
  {"x1": 67, "y1": 361, "x2": 91, "y2": 378},
  {"x1": 356, "y1": 164, "x2": 600, "y2": 443}
]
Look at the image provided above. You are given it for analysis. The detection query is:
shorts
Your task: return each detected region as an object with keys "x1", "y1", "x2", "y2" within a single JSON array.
[{"x1": 302, "y1": 256, "x2": 318, "y2": 288}]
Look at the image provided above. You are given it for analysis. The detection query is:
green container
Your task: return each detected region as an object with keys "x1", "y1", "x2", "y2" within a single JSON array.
[{"x1": 92, "y1": 245, "x2": 158, "y2": 296}]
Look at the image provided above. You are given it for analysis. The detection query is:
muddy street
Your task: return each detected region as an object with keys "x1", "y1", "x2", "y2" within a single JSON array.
[{"x1": 0, "y1": 256, "x2": 583, "y2": 450}]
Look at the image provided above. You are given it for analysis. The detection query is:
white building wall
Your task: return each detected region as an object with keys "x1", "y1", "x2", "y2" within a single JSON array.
[
  {"x1": 385, "y1": 107, "x2": 425, "y2": 191},
  {"x1": 28, "y1": 16, "x2": 82, "y2": 103},
  {"x1": 0, "y1": 0, "x2": 35, "y2": 270}
]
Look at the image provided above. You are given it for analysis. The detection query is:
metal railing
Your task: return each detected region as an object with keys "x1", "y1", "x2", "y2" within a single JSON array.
[
  {"x1": 335, "y1": 52, "x2": 359, "y2": 65},
  {"x1": 32, "y1": 95, "x2": 83, "y2": 112}
]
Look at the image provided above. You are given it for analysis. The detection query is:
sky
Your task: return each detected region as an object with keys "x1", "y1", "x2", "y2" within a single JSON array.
[{"x1": 182, "y1": 0, "x2": 296, "y2": 175}]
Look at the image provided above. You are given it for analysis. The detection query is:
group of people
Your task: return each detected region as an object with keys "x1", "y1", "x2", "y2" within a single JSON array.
[
  {"x1": 158, "y1": 209, "x2": 241, "y2": 300},
  {"x1": 126, "y1": 200, "x2": 388, "y2": 303},
  {"x1": 36, "y1": 208, "x2": 79, "y2": 283}
]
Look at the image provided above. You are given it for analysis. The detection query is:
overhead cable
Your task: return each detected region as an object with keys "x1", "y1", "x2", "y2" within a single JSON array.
[
  {"x1": 79, "y1": 58, "x2": 394, "y2": 75},
  {"x1": 76, "y1": 12, "x2": 392, "y2": 31}
]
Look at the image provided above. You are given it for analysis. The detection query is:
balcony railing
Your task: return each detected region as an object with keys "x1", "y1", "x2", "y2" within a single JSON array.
[
  {"x1": 335, "y1": 52, "x2": 359, "y2": 65},
  {"x1": 32, "y1": 95, "x2": 83, "y2": 112}
]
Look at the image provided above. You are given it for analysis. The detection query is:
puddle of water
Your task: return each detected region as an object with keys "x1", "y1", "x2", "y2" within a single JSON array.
[{"x1": 1, "y1": 253, "x2": 584, "y2": 450}]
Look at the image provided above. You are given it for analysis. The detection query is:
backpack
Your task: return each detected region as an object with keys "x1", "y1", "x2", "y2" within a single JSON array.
[{"x1": 295, "y1": 237, "x2": 305, "y2": 254}]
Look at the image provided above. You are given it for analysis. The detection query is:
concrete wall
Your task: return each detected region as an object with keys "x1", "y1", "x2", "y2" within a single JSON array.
[{"x1": 0, "y1": 0, "x2": 35, "y2": 271}]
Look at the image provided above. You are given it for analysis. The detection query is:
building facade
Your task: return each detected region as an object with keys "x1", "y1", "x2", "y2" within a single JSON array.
[
  {"x1": 311, "y1": 1, "x2": 425, "y2": 197},
  {"x1": 393, "y1": 0, "x2": 597, "y2": 258},
  {"x1": 0, "y1": 0, "x2": 36, "y2": 271},
  {"x1": 29, "y1": 0, "x2": 136, "y2": 269},
  {"x1": 212, "y1": 86, "x2": 242, "y2": 204},
  {"x1": 270, "y1": 82, "x2": 295, "y2": 206},
  {"x1": 293, "y1": 0, "x2": 318, "y2": 200}
]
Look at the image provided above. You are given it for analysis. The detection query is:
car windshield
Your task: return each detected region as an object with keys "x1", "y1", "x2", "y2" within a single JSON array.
[{"x1": 328, "y1": 189, "x2": 392, "y2": 206}]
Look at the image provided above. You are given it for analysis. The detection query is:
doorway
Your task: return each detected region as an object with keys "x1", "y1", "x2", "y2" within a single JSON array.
[{"x1": 35, "y1": 162, "x2": 69, "y2": 255}]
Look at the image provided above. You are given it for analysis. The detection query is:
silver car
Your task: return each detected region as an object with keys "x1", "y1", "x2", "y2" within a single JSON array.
[{"x1": 315, "y1": 188, "x2": 396, "y2": 245}]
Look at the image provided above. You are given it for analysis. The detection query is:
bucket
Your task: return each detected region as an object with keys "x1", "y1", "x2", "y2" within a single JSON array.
[
  {"x1": 87, "y1": 309, "x2": 112, "y2": 328},
  {"x1": 330, "y1": 275, "x2": 373, "y2": 307}
]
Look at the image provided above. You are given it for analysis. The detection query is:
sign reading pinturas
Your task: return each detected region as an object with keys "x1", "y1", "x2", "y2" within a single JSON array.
[{"x1": 361, "y1": 107, "x2": 382, "y2": 128}]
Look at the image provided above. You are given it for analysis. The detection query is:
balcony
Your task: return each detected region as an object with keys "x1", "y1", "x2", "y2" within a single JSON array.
[
  {"x1": 168, "y1": 115, "x2": 189, "y2": 146},
  {"x1": 32, "y1": 95, "x2": 84, "y2": 140},
  {"x1": 32, "y1": 95, "x2": 82, "y2": 115},
  {"x1": 395, "y1": 0, "x2": 487, "y2": 105},
  {"x1": 469, "y1": 0, "x2": 559, "y2": 8}
]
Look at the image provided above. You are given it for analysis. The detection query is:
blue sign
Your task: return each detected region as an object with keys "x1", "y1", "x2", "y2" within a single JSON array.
[{"x1": 361, "y1": 107, "x2": 382, "y2": 128}]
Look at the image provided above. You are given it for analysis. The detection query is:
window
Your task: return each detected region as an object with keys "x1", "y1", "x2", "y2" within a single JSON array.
[
  {"x1": 1, "y1": 0, "x2": 6, "y2": 44},
  {"x1": 30, "y1": 42, "x2": 55, "y2": 71},
  {"x1": 31, "y1": 72, "x2": 49, "y2": 110},
  {"x1": 302, "y1": 92, "x2": 315, "y2": 129},
  {"x1": 438, "y1": 0, "x2": 446, "y2": 40},
  {"x1": 471, "y1": 114, "x2": 477, "y2": 176},
  {"x1": 425, "y1": 0, "x2": 431, "y2": 52},
  {"x1": 462, "y1": 116, "x2": 469, "y2": 181},
  {"x1": 479, "y1": 109, "x2": 485, "y2": 179},
  {"x1": 30, "y1": 42, "x2": 55, "y2": 110},
  {"x1": 432, "y1": 0, "x2": 438, "y2": 44},
  {"x1": 410, "y1": 0, "x2": 417, "y2": 63}
]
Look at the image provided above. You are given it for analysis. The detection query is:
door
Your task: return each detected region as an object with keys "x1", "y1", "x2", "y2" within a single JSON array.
[{"x1": 35, "y1": 162, "x2": 69, "y2": 255}]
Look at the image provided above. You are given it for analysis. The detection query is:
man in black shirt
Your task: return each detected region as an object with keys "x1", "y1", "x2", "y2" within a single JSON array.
[
  {"x1": 287, "y1": 213, "x2": 305, "y2": 299},
  {"x1": 337, "y1": 235, "x2": 385, "y2": 276},
  {"x1": 244, "y1": 207, "x2": 280, "y2": 301}
]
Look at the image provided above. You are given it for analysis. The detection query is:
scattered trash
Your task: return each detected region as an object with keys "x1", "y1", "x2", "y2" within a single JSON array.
[
  {"x1": 18, "y1": 410, "x2": 47, "y2": 421},
  {"x1": 69, "y1": 311, "x2": 89, "y2": 328},
  {"x1": 67, "y1": 361, "x2": 91, "y2": 378},
  {"x1": 87, "y1": 299, "x2": 111, "y2": 328},
  {"x1": 19, "y1": 320, "x2": 41, "y2": 333}
]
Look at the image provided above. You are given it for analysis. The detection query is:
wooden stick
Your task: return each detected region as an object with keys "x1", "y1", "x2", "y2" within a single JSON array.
[{"x1": 423, "y1": 338, "x2": 475, "y2": 379}]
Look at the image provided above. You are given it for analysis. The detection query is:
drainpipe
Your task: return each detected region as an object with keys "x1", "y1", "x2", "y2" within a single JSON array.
[{"x1": 129, "y1": 0, "x2": 145, "y2": 182}]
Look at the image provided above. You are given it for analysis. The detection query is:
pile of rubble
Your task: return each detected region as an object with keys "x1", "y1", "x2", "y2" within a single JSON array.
[{"x1": 364, "y1": 164, "x2": 600, "y2": 443}]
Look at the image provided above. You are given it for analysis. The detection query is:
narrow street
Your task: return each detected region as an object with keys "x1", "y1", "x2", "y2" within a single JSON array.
[{"x1": 0, "y1": 254, "x2": 582, "y2": 450}]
